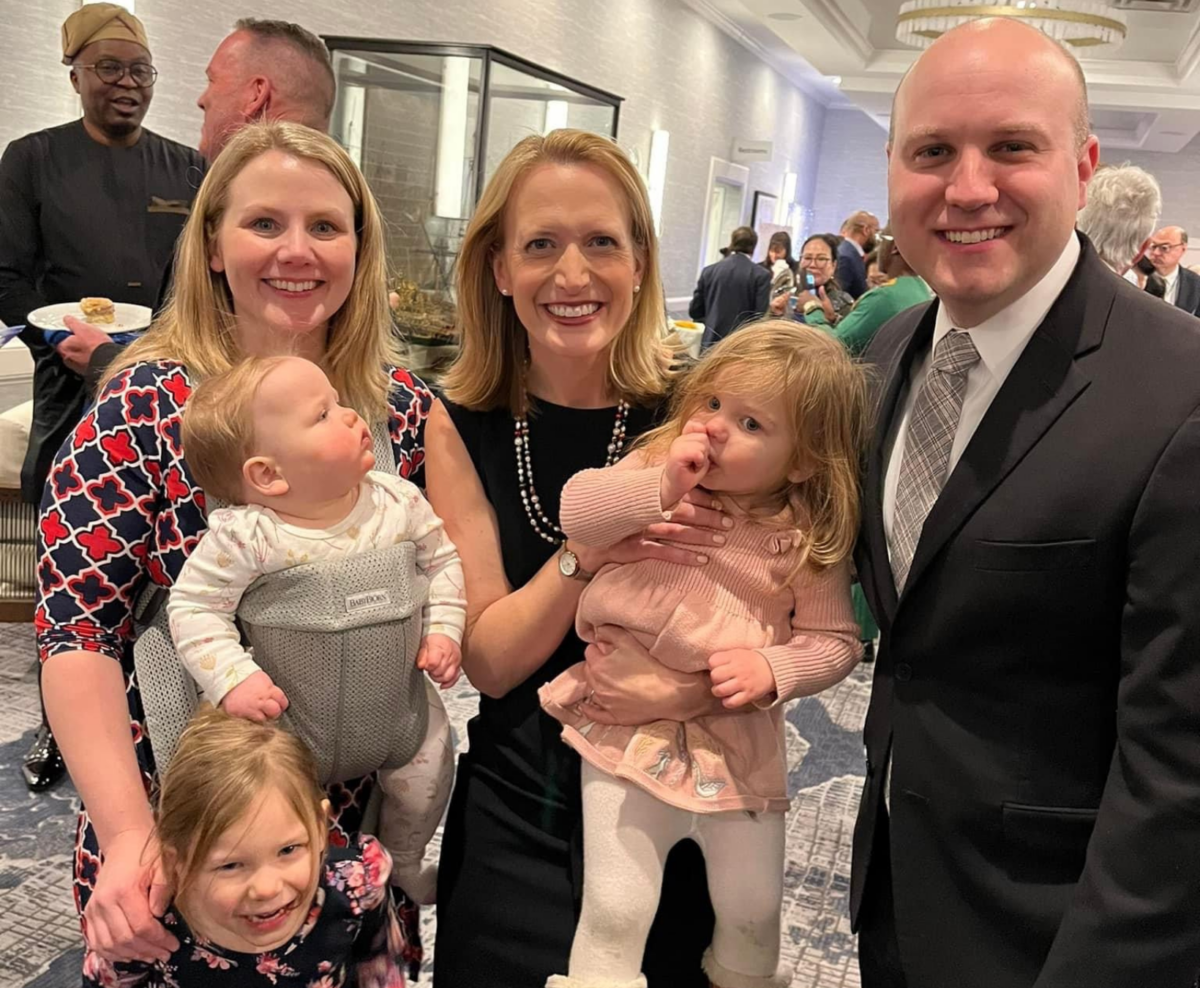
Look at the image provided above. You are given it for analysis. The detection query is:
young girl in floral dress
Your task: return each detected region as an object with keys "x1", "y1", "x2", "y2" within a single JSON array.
[{"x1": 85, "y1": 706, "x2": 408, "y2": 987}]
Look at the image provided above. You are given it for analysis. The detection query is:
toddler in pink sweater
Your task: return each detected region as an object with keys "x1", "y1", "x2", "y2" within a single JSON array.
[{"x1": 540, "y1": 321, "x2": 870, "y2": 988}]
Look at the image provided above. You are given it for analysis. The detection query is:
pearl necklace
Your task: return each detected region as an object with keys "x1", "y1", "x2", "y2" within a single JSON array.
[{"x1": 514, "y1": 398, "x2": 630, "y2": 545}]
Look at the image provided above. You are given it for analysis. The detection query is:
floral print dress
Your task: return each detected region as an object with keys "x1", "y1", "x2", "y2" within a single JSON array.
[{"x1": 86, "y1": 836, "x2": 407, "y2": 987}]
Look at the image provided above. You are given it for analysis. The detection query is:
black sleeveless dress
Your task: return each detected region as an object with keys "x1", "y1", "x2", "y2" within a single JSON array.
[{"x1": 434, "y1": 396, "x2": 715, "y2": 987}]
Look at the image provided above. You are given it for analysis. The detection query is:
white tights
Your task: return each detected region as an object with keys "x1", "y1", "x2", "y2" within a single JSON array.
[
  {"x1": 549, "y1": 762, "x2": 790, "y2": 988},
  {"x1": 375, "y1": 678, "x2": 454, "y2": 904}
]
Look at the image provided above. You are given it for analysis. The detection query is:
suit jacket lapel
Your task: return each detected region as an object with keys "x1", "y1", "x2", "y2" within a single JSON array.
[
  {"x1": 863, "y1": 303, "x2": 937, "y2": 623},
  {"x1": 899, "y1": 244, "x2": 1112, "y2": 601}
]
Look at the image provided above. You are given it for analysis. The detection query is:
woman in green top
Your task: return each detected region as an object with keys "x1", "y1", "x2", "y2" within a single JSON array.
[{"x1": 805, "y1": 226, "x2": 932, "y2": 356}]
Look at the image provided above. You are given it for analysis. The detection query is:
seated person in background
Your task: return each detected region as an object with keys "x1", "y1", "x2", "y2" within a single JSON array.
[
  {"x1": 792, "y1": 234, "x2": 855, "y2": 328},
  {"x1": 804, "y1": 225, "x2": 932, "y2": 356},
  {"x1": 167, "y1": 355, "x2": 463, "y2": 906},
  {"x1": 86, "y1": 706, "x2": 409, "y2": 986}
]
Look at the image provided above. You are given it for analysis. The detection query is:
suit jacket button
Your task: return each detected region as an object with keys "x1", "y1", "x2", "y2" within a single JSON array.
[{"x1": 895, "y1": 662, "x2": 912, "y2": 682}]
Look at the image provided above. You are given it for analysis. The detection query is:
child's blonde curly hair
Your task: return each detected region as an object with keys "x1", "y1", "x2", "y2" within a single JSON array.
[{"x1": 636, "y1": 320, "x2": 870, "y2": 569}]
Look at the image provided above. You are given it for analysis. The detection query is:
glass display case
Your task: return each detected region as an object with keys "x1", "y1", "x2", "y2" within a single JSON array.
[{"x1": 324, "y1": 38, "x2": 622, "y2": 381}]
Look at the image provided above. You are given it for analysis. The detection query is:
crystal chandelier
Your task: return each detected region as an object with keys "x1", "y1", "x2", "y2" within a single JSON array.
[{"x1": 896, "y1": 1, "x2": 1128, "y2": 52}]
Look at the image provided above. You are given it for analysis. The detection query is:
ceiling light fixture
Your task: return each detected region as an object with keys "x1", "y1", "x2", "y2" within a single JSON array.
[{"x1": 896, "y1": 0, "x2": 1127, "y2": 51}]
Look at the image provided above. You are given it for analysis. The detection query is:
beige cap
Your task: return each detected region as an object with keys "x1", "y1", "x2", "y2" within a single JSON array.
[{"x1": 62, "y1": 3, "x2": 149, "y2": 65}]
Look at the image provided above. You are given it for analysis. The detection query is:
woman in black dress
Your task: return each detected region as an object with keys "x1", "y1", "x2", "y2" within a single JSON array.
[{"x1": 426, "y1": 130, "x2": 732, "y2": 987}]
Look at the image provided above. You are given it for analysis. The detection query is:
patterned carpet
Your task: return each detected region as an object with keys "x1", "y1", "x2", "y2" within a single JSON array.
[{"x1": 0, "y1": 622, "x2": 870, "y2": 987}]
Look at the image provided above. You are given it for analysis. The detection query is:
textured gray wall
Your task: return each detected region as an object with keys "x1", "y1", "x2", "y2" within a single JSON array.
[
  {"x1": 811, "y1": 108, "x2": 889, "y2": 240},
  {"x1": 3, "y1": 0, "x2": 828, "y2": 297},
  {"x1": 2, "y1": 0, "x2": 79, "y2": 142}
]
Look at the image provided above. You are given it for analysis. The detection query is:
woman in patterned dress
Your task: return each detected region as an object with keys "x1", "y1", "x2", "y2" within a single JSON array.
[{"x1": 35, "y1": 122, "x2": 430, "y2": 981}]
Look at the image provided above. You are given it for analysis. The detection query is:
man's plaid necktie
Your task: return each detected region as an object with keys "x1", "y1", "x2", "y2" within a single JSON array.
[{"x1": 889, "y1": 329, "x2": 982, "y2": 591}]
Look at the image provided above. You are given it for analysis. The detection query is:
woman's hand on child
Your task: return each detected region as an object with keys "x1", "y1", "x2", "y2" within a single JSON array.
[
  {"x1": 571, "y1": 490, "x2": 732, "y2": 575},
  {"x1": 83, "y1": 826, "x2": 178, "y2": 964},
  {"x1": 708, "y1": 649, "x2": 777, "y2": 709},
  {"x1": 580, "y1": 629, "x2": 721, "y2": 725},
  {"x1": 221, "y1": 671, "x2": 289, "y2": 722},
  {"x1": 418, "y1": 633, "x2": 462, "y2": 689},
  {"x1": 660, "y1": 420, "x2": 713, "y2": 510}
]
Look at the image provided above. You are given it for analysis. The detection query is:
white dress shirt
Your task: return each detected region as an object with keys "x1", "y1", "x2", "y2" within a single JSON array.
[
  {"x1": 883, "y1": 233, "x2": 1081, "y2": 547},
  {"x1": 1164, "y1": 267, "x2": 1180, "y2": 307}
]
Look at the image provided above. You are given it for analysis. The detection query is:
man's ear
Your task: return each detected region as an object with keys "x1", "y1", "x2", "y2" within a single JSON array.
[
  {"x1": 243, "y1": 456, "x2": 289, "y2": 499},
  {"x1": 70, "y1": 68, "x2": 82, "y2": 96},
  {"x1": 245, "y1": 76, "x2": 270, "y2": 120}
]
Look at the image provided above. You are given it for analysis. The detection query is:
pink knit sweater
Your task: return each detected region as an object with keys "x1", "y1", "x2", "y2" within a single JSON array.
[{"x1": 538, "y1": 462, "x2": 862, "y2": 814}]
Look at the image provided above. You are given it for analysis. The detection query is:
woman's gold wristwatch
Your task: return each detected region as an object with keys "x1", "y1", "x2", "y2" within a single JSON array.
[
  {"x1": 558, "y1": 544, "x2": 594, "y2": 581},
  {"x1": 802, "y1": 300, "x2": 822, "y2": 315}
]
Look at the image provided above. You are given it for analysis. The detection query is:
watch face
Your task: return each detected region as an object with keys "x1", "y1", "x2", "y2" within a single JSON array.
[{"x1": 559, "y1": 549, "x2": 579, "y2": 577}]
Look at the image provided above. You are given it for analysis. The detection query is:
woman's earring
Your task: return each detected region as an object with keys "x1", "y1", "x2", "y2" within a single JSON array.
[
  {"x1": 500, "y1": 288, "x2": 510, "y2": 296},
  {"x1": 633, "y1": 285, "x2": 641, "y2": 294}
]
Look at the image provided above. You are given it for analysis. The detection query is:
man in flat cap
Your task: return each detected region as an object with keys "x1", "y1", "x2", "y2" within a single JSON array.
[{"x1": 0, "y1": 2, "x2": 203, "y2": 790}]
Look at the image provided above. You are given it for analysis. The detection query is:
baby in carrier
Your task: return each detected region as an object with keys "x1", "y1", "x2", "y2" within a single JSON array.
[{"x1": 165, "y1": 355, "x2": 465, "y2": 904}]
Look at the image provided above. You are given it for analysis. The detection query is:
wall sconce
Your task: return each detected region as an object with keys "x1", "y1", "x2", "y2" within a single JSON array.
[{"x1": 647, "y1": 129, "x2": 670, "y2": 237}]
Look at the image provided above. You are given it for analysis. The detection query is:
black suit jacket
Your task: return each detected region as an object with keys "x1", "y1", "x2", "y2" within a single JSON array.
[
  {"x1": 836, "y1": 238, "x2": 868, "y2": 299},
  {"x1": 690, "y1": 252, "x2": 770, "y2": 348},
  {"x1": 1173, "y1": 265, "x2": 1200, "y2": 317},
  {"x1": 851, "y1": 238, "x2": 1200, "y2": 987}
]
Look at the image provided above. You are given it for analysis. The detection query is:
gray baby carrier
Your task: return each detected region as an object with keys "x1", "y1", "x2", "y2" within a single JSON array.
[{"x1": 132, "y1": 422, "x2": 429, "y2": 783}]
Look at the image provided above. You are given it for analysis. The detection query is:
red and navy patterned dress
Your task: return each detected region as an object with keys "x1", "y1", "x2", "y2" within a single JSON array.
[
  {"x1": 87, "y1": 835, "x2": 408, "y2": 987},
  {"x1": 34, "y1": 360, "x2": 432, "y2": 981}
]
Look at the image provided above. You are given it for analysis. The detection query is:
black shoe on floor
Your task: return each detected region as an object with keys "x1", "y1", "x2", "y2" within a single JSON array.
[
  {"x1": 861, "y1": 640, "x2": 876, "y2": 664},
  {"x1": 22, "y1": 724, "x2": 65, "y2": 792}
]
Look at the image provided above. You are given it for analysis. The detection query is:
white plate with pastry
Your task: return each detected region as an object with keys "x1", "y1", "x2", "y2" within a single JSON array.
[{"x1": 26, "y1": 300, "x2": 153, "y2": 334}]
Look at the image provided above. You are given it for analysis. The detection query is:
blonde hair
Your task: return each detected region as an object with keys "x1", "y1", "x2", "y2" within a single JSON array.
[
  {"x1": 441, "y1": 128, "x2": 672, "y2": 414},
  {"x1": 101, "y1": 121, "x2": 402, "y2": 423},
  {"x1": 154, "y1": 706, "x2": 327, "y2": 897},
  {"x1": 180, "y1": 356, "x2": 290, "y2": 504},
  {"x1": 637, "y1": 320, "x2": 868, "y2": 570}
]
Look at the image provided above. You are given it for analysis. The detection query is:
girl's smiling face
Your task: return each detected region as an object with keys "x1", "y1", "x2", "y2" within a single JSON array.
[{"x1": 175, "y1": 785, "x2": 323, "y2": 953}]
